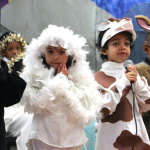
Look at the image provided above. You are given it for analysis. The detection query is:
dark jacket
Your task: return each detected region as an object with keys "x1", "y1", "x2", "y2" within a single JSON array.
[{"x1": 0, "y1": 60, "x2": 26, "y2": 150}]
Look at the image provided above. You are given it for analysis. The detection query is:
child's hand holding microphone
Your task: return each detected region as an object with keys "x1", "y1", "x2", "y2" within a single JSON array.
[
  {"x1": 124, "y1": 60, "x2": 138, "y2": 94},
  {"x1": 125, "y1": 65, "x2": 138, "y2": 83}
]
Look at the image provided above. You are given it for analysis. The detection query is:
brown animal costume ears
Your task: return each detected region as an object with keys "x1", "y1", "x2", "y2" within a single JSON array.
[{"x1": 135, "y1": 15, "x2": 150, "y2": 46}]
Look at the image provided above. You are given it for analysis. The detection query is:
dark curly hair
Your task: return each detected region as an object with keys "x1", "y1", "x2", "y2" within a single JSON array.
[
  {"x1": 96, "y1": 30, "x2": 135, "y2": 60},
  {"x1": 0, "y1": 32, "x2": 13, "y2": 41}
]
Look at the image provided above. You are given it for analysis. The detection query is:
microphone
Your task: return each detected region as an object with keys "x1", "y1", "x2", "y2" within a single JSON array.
[
  {"x1": 123, "y1": 60, "x2": 135, "y2": 94},
  {"x1": 124, "y1": 60, "x2": 138, "y2": 150}
]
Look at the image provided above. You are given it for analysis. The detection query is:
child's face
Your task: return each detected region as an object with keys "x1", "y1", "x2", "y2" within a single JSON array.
[
  {"x1": 44, "y1": 45, "x2": 68, "y2": 70},
  {"x1": 143, "y1": 45, "x2": 150, "y2": 61},
  {"x1": 102, "y1": 32, "x2": 131, "y2": 63},
  {"x1": 4, "y1": 41, "x2": 22, "y2": 60}
]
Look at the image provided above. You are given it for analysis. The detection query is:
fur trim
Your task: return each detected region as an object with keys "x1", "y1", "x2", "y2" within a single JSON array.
[
  {"x1": 21, "y1": 25, "x2": 102, "y2": 123},
  {"x1": 135, "y1": 62, "x2": 150, "y2": 86}
]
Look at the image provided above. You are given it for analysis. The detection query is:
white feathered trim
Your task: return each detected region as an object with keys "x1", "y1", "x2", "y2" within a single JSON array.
[{"x1": 21, "y1": 25, "x2": 102, "y2": 123}]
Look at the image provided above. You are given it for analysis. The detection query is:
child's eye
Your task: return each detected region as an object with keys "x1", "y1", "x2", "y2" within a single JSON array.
[
  {"x1": 47, "y1": 50, "x2": 53, "y2": 54},
  {"x1": 59, "y1": 51, "x2": 65, "y2": 54},
  {"x1": 125, "y1": 43, "x2": 130, "y2": 46},
  {"x1": 113, "y1": 42, "x2": 119, "y2": 46},
  {"x1": 16, "y1": 47, "x2": 21, "y2": 50},
  {"x1": 8, "y1": 48, "x2": 13, "y2": 51}
]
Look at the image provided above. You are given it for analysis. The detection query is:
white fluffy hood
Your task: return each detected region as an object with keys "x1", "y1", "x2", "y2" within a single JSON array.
[{"x1": 24, "y1": 24, "x2": 88, "y2": 69}]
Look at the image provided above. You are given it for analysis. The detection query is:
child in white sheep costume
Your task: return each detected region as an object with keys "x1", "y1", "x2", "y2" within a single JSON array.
[{"x1": 18, "y1": 25, "x2": 102, "y2": 150}]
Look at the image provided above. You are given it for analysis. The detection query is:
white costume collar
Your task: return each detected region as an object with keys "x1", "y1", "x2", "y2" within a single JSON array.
[
  {"x1": 101, "y1": 61, "x2": 125, "y2": 79},
  {"x1": 2, "y1": 57, "x2": 9, "y2": 62}
]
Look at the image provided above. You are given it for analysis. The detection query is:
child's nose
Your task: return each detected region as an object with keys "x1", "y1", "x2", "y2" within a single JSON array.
[
  {"x1": 120, "y1": 44, "x2": 125, "y2": 50},
  {"x1": 13, "y1": 49, "x2": 18, "y2": 55},
  {"x1": 53, "y1": 54, "x2": 59, "y2": 60}
]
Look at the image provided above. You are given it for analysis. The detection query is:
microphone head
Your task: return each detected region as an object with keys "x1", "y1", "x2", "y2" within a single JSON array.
[{"x1": 123, "y1": 59, "x2": 134, "y2": 68}]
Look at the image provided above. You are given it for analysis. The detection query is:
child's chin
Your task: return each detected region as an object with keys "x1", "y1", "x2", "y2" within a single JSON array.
[{"x1": 51, "y1": 66, "x2": 58, "y2": 70}]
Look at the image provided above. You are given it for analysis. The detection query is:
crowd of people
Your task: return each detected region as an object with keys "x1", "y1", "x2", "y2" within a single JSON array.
[{"x1": 1, "y1": 15, "x2": 150, "y2": 150}]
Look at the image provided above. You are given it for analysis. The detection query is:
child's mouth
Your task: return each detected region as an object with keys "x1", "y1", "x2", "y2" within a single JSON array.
[{"x1": 118, "y1": 52, "x2": 126, "y2": 55}]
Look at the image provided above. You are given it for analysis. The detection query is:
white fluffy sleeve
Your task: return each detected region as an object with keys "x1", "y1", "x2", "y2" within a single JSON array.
[{"x1": 21, "y1": 73, "x2": 102, "y2": 123}]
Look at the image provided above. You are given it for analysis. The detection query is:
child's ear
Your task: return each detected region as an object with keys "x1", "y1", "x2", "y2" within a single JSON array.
[
  {"x1": 100, "y1": 48, "x2": 107, "y2": 55},
  {"x1": 143, "y1": 45, "x2": 149, "y2": 54}
]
